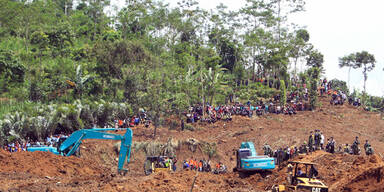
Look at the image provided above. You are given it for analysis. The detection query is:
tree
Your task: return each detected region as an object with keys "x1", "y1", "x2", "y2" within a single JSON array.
[
  {"x1": 355, "y1": 51, "x2": 376, "y2": 96},
  {"x1": 81, "y1": 0, "x2": 111, "y2": 40},
  {"x1": 306, "y1": 49, "x2": 324, "y2": 69},
  {"x1": 339, "y1": 51, "x2": 376, "y2": 97},
  {"x1": 30, "y1": 31, "x2": 49, "y2": 66},
  {"x1": 308, "y1": 67, "x2": 320, "y2": 110},
  {"x1": 203, "y1": 65, "x2": 227, "y2": 105},
  {"x1": 339, "y1": 54, "x2": 358, "y2": 89},
  {"x1": 280, "y1": 80, "x2": 286, "y2": 107},
  {"x1": 290, "y1": 29, "x2": 310, "y2": 77},
  {"x1": 142, "y1": 70, "x2": 169, "y2": 139},
  {"x1": 69, "y1": 65, "x2": 93, "y2": 99},
  {"x1": 0, "y1": 50, "x2": 25, "y2": 93},
  {"x1": 329, "y1": 79, "x2": 349, "y2": 95}
]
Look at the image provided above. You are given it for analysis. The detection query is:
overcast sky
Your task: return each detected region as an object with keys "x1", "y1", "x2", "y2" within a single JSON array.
[{"x1": 113, "y1": 0, "x2": 384, "y2": 96}]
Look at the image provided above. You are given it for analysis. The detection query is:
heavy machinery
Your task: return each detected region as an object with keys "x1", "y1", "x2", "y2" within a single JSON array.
[
  {"x1": 234, "y1": 142, "x2": 275, "y2": 172},
  {"x1": 272, "y1": 161, "x2": 328, "y2": 192},
  {"x1": 144, "y1": 156, "x2": 174, "y2": 175},
  {"x1": 27, "y1": 128, "x2": 133, "y2": 174}
]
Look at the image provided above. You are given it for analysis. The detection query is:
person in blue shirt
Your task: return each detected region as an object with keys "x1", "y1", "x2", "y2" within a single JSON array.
[{"x1": 183, "y1": 160, "x2": 190, "y2": 169}]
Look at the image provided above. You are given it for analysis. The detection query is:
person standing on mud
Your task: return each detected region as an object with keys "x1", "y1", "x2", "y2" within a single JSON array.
[
  {"x1": 352, "y1": 136, "x2": 360, "y2": 155},
  {"x1": 263, "y1": 144, "x2": 272, "y2": 157},
  {"x1": 277, "y1": 148, "x2": 284, "y2": 168},
  {"x1": 329, "y1": 137, "x2": 336, "y2": 153},
  {"x1": 308, "y1": 131, "x2": 314, "y2": 152},
  {"x1": 180, "y1": 119, "x2": 184, "y2": 131},
  {"x1": 344, "y1": 144, "x2": 350, "y2": 154},
  {"x1": 364, "y1": 140, "x2": 373, "y2": 155},
  {"x1": 320, "y1": 132, "x2": 325, "y2": 150},
  {"x1": 287, "y1": 163, "x2": 293, "y2": 184},
  {"x1": 314, "y1": 130, "x2": 320, "y2": 150},
  {"x1": 353, "y1": 136, "x2": 360, "y2": 146}
]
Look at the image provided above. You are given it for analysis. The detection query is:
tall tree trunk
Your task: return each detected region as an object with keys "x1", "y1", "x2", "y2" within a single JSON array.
[
  {"x1": 252, "y1": 48, "x2": 256, "y2": 82},
  {"x1": 277, "y1": 0, "x2": 281, "y2": 42},
  {"x1": 209, "y1": 90, "x2": 215, "y2": 107},
  {"x1": 153, "y1": 123, "x2": 157, "y2": 139},
  {"x1": 363, "y1": 73, "x2": 367, "y2": 95},
  {"x1": 252, "y1": 60, "x2": 256, "y2": 82},
  {"x1": 294, "y1": 57, "x2": 298, "y2": 78},
  {"x1": 348, "y1": 67, "x2": 351, "y2": 90},
  {"x1": 65, "y1": 1, "x2": 68, "y2": 16}
]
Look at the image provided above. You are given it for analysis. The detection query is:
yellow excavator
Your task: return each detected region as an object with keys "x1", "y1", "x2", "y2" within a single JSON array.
[
  {"x1": 272, "y1": 161, "x2": 328, "y2": 192},
  {"x1": 144, "y1": 156, "x2": 174, "y2": 175}
]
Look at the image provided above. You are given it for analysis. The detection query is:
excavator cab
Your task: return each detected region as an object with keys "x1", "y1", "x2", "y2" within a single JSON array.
[
  {"x1": 144, "y1": 156, "x2": 174, "y2": 175},
  {"x1": 273, "y1": 161, "x2": 328, "y2": 192}
]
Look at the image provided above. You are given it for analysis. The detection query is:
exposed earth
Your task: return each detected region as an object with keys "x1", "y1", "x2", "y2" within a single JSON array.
[{"x1": 1, "y1": 98, "x2": 384, "y2": 192}]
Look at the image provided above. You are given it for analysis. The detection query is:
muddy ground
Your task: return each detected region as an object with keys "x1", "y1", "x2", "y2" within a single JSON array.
[{"x1": 1, "y1": 97, "x2": 384, "y2": 192}]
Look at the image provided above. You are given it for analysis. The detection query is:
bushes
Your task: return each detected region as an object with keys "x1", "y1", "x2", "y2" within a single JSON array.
[
  {"x1": 202, "y1": 142, "x2": 218, "y2": 159},
  {"x1": 0, "y1": 100, "x2": 133, "y2": 144},
  {"x1": 168, "y1": 120, "x2": 179, "y2": 130},
  {"x1": 133, "y1": 138, "x2": 179, "y2": 157},
  {"x1": 238, "y1": 82, "x2": 278, "y2": 103},
  {"x1": 330, "y1": 79, "x2": 348, "y2": 95},
  {"x1": 184, "y1": 124, "x2": 195, "y2": 131}
]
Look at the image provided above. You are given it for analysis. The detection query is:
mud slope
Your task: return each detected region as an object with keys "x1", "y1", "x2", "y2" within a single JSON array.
[{"x1": 1, "y1": 98, "x2": 384, "y2": 191}]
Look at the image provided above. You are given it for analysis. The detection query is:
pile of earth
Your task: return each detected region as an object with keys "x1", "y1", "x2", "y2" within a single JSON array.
[
  {"x1": 0, "y1": 149, "x2": 113, "y2": 191},
  {"x1": 97, "y1": 151, "x2": 384, "y2": 192},
  {"x1": 245, "y1": 150, "x2": 384, "y2": 192}
]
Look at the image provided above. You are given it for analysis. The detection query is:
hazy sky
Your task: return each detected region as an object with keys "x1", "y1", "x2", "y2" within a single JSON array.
[{"x1": 113, "y1": 0, "x2": 384, "y2": 96}]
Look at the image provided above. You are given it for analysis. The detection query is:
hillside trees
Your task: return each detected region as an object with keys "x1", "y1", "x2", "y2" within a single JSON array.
[
  {"x1": 0, "y1": 0, "x2": 344, "y2": 142},
  {"x1": 339, "y1": 54, "x2": 358, "y2": 89},
  {"x1": 280, "y1": 80, "x2": 286, "y2": 106},
  {"x1": 290, "y1": 29, "x2": 310, "y2": 77},
  {"x1": 306, "y1": 49, "x2": 324, "y2": 70},
  {"x1": 339, "y1": 51, "x2": 376, "y2": 102},
  {"x1": 308, "y1": 67, "x2": 320, "y2": 110},
  {"x1": 0, "y1": 50, "x2": 25, "y2": 94}
]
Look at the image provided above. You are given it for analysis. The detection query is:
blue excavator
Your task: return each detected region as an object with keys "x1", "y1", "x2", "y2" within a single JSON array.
[
  {"x1": 234, "y1": 142, "x2": 275, "y2": 172},
  {"x1": 27, "y1": 128, "x2": 133, "y2": 174}
]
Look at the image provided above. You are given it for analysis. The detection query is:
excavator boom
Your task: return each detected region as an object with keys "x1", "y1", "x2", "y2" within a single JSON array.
[{"x1": 28, "y1": 128, "x2": 133, "y2": 174}]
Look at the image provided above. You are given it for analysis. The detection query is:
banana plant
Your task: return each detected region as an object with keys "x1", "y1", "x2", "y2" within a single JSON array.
[
  {"x1": 202, "y1": 65, "x2": 227, "y2": 105},
  {"x1": 67, "y1": 65, "x2": 94, "y2": 98}
]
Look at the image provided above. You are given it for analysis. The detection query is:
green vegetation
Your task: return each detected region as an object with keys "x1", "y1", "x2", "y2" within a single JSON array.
[
  {"x1": 0, "y1": 0, "x2": 382, "y2": 144},
  {"x1": 280, "y1": 80, "x2": 286, "y2": 106},
  {"x1": 309, "y1": 67, "x2": 320, "y2": 110},
  {"x1": 339, "y1": 51, "x2": 376, "y2": 98}
]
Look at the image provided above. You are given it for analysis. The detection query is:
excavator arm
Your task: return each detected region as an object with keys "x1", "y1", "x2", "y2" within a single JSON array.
[{"x1": 58, "y1": 128, "x2": 133, "y2": 174}]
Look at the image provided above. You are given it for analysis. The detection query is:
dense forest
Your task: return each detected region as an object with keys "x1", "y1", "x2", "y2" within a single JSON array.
[{"x1": 0, "y1": 0, "x2": 382, "y2": 144}]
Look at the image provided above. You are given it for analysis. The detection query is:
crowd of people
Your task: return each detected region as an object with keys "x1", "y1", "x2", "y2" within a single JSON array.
[
  {"x1": 263, "y1": 130, "x2": 375, "y2": 168},
  {"x1": 111, "y1": 109, "x2": 151, "y2": 129},
  {"x1": 2, "y1": 133, "x2": 70, "y2": 153},
  {"x1": 184, "y1": 98, "x2": 307, "y2": 125},
  {"x1": 2, "y1": 141, "x2": 29, "y2": 152},
  {"x1": 342, "y1": 136, "x2": 374, "y2": 155},
  {"x1": 320, "y1": 78, "x2": 362, "y2": 107},
  {"x1": 182, "y1": 158, "x2": 227, "y2": 174}
]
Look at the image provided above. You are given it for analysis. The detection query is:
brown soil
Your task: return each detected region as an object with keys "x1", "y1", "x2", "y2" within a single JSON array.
[{"x1": 1, "y1": 97, "x2": 384, "y2": 192}]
